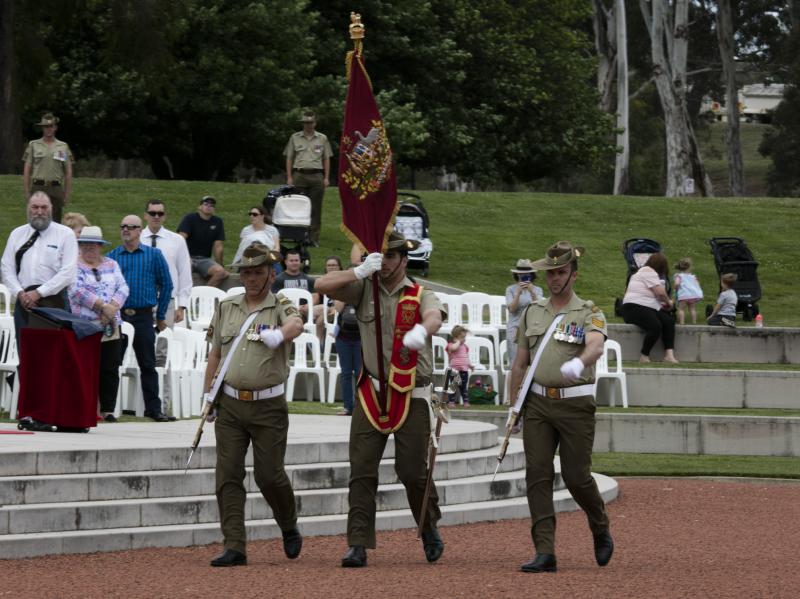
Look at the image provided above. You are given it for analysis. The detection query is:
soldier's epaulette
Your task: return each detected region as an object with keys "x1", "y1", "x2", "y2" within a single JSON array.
[
  {"x1": 278, "y1": 295, "x2": 293, "y2": 306},
  {"x1": 536, "y1": 297, "x2": 549, "y2": 306},
  {"x1": 583, "y1": 300, "x2": 599, "y2": 312}
]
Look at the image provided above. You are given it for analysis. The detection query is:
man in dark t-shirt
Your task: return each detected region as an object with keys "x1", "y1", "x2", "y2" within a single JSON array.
[
  {"x1": 271, "y1": 248, "x2": 315, "y2": 319},
  {"x1": 177, "y1": 195, "x2": 229, "y2": 287}
]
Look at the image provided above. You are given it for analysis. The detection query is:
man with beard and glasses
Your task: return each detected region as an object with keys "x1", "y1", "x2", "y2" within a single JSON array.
[{"x1": 1, "y1": 192, "x2": 78, "y2": 348}]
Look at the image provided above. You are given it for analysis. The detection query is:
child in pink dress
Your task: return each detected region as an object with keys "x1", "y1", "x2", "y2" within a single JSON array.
[{"x1": 446, "y1": 326, "x2": 474, "y2": 406}]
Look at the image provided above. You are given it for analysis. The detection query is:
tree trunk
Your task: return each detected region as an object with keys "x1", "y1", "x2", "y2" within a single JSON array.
[
  {"x1": 0, "y1": 0, "x2": 22, "y2": 175},
  {"x1": 717, "y1": 0, "x2": 744, "y2": 196},
  {"x1": 613, "y1": 0, "x2": 630, "y2": 195},
  {"x1": 641, "y1": 0, "x2": 713, "y2": 197},
  {"x1": 593, "y1": 0, "x2": 616, "y2": 112}
]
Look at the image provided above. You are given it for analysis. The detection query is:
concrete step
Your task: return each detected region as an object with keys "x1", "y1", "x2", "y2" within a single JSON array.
[
  {"x1": 0, "y1": 473, "x2": 618, "y2": 559},
  {"x1": 0, "y1": 417, "x2": 500, "y2": 477},
  {"x1": 0, "y1": 465, "x2": 538, "y2": 535},
  {"x1": 0, "y1": 442, "x2": 528, "y2": 507},
  {"x1": 607, "y1": 323, "x2": 800, "y2": 364}
]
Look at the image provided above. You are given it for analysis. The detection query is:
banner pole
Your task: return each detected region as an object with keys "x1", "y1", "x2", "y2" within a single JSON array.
[{"x1": 371, "y1": 272, "x2": 387, "y2": 415}]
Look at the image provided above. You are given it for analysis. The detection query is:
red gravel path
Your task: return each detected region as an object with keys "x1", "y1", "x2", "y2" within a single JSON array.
[{"x1": 4, "y1": 479, "x2": 799, "y2": 598}]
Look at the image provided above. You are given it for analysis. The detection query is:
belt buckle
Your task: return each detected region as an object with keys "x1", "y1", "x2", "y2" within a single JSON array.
[
  {"x1": 239, "y1": 390, "x2": 253, "y2": 401},
  {"x1": 546, "y1": 387, "x2": 560, "y2": 399},
  {"x1": 123, "y1": 308, "x2": 136, "y2": 316}
]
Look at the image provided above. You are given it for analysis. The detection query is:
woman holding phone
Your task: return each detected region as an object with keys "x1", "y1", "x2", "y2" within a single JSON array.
[{"x1": 505, "y1": 259, "x2": 543, "y2": 363}]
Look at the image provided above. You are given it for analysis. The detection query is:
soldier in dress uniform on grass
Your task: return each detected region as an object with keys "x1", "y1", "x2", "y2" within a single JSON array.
[{"x1": 22, "y1": 113, "x2": 74, "y2": 223}]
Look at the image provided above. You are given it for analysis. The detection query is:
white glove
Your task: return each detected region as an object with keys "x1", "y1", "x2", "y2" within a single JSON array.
[
  {"x1": 402, "y1": 323, "x2": 428, "y2": 350},
  {"x1": 260, "y1": 327, "x2": 284, "y2": 348},
  {"x1": 560, "y1": 357, "x2": 585, "y2": 383},
  {"x1": 354, "y1": 252, "x2": 383, "y2": 280}
]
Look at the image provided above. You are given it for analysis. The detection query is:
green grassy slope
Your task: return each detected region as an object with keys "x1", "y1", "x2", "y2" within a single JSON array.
[{"x1": 1, "y1": 175, "x2": 797, "y2": 325}]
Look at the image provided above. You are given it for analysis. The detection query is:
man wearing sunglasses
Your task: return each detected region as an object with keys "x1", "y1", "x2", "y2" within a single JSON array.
[
  {"x1": 178, "y1": 196, "x2": 229, "y2": 288},
  {"x1": 108, "y1": 215, "x2": 175, "y2": 422},
  {"x1": 22, "y1": 113, "x2": 74, "y2": 223},
  {"x1": 143, "y1": 200, "x2": 192, "y2": 326}
]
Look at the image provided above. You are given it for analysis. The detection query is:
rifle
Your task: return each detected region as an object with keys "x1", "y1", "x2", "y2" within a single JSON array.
[
  {"x1": 491, "y1": 363, "x2": 533, "y2": 482},
  {"x1": 416, "y1": 368, "x2": 457, "y2": 538},
  {"x1": 185, "y1": 399, "x2": 214, "y2": 474}
]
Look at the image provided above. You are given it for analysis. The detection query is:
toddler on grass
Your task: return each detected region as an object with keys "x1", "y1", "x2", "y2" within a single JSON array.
[{"x1": 673, "y1": 257, "x2": 703, "y2": 324}]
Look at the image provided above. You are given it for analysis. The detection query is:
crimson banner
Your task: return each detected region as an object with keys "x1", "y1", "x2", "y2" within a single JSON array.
[{"x1": 339, "y1": 50, "x2": 397, "y2": 253}]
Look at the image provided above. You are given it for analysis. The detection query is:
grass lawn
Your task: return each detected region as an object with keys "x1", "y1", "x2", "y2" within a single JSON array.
[
  {"x1": 593, "y1": 452, "x2": 800, "y2": 479},
  {"x1": 697, "y1": 121, "x2": 772, "y2": 197},
  {"x1": 1, "y1": 175, "x2": 798, "y2": 325}
]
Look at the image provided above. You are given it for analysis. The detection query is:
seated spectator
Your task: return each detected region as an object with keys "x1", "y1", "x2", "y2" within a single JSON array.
[
  {"x1": 68, "y1": 226, "x2": 129, "y2": 422},
  {"x1": 621, "y1": 252, "x2": 678, "y2": 363},
  {"x1": 62, "y1": 212, "x2": 90, "y2": 237},
  {"x1": 233, "y1": 205, "x2": 281, "y2": 263},
  {"x1": 177, "y1": 195, "x2": 229, "y2": 287},
  {"x1": 505, "y1": 259, "x2": 543, "y2": 364},
  {"x1": 707, "y1": 273, "x2": 738, "y2": 328},
  {"x1": 313, "y1": 255, "x2": 342, "y2": 340},
  {"x1": 271, "y1": 248, "x2": 315, "y2": 320}
]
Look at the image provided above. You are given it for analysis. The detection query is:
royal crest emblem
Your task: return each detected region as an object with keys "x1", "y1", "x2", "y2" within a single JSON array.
[{"x1": 341, "y1": 120, "x2": 393, "y2": 201}]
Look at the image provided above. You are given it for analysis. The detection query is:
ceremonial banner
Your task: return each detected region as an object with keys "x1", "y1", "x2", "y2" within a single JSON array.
[{"x1": 339, "y1": 47, "x2": 398, "y2": 253}]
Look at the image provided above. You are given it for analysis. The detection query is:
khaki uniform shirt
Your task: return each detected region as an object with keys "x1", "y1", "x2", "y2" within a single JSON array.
[
  {"x1": 283, "y1": 131, "x2": 332, "y2": 170},
  {"x1": 208, "y1": 293, "x2": 299, "y2": 390},
  {"x1": 517, "y1": 293, "x2": 607, "y2": 388},
  {"x1": 22, "y1": 138, "x2": 74, "y2": 182},
  {"x1": 332, "y1": 276, "x2": 444, "y2": 385}
]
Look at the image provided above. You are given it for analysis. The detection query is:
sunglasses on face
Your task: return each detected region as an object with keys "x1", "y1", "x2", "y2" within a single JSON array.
[
  {"x1": 249, "y1": 212, "x2": 262, "y2": 217},
  {"x1": 147, "y1": 211, "x2": 165, "y2": 217},
  {"x1": 120, "y1": 224, "x2": 141, "y2": 230}
]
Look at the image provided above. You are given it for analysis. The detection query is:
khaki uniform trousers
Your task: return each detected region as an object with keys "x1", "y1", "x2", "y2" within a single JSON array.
[
  {"x1": 31, "y1": 184, "x2": 65, "y2": 223},
  {"x1": 292, "y1": 171, "x2": 324, "y2": 243},
  {"x1": 215, "y1": 393, "x2": 297, "y2": 554},
  {"x1": 523, "y1": 392, "x2": 609, "y2": 555},
  {"x1": 347, "y1": 396, "x2": 441, "y2": 548}
]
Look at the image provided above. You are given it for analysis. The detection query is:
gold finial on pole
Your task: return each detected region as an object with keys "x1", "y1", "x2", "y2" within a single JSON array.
[{"x1": 349, "y1": 12, "x2": 364, "y2": 56}]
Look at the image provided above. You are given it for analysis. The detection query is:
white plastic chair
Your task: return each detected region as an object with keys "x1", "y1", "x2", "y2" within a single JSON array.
[
  {"x1": 431, "y1": 334, "x2": 450, "y2": 384},
  {"x1": 460, "y1": 292, "x2": 501, "y2": 358},
  {"x1": 465, "y1": 335, "x2": 500, "y2": 405},
  {"x1": 0, "y1": 317, "x2": 19, "y2": 417},
  {"x1": 498, "y1": 339, "x2": 511, "y2": 405},
  {"x1": 286, "y1": 333, "x2": 326, "y2": 403},
  {"x1": 117, "y1": 321, "x2": 143, "y2": 416},
  {"x1": 277, "y1": 288, "x2": 316, "y2": 334},
  {"x1": 170, "y1": 327, "x2": 206, "y2": 418},
  {"x1": 489, "y1": 295, "x2": 507, "y2": 328},
  {"x1": 187, "y1": 286, "x2": 226, "y2": 332},
  {"x1": 322, "y1": 333, "x2": 341, "y2": 404},
  {"x1": 434, "y1": 292, "x2": 461, "y2": 338},
  {"x1": 225, "y1": 286, "x2": 245, "y2": 298},
  {"x1": 0, "y1": 284, "x2": 11, "y2": 317},
  {"x1": 594, "y1": 339, "x2": 628, "y2": 408}
]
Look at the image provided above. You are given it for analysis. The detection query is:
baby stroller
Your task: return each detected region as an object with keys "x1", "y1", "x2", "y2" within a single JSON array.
[
  {"x1": 264, "y1": 185, "x2": 312, "y2": 273},
  {"x1": 706, "y1": 237, "x2": 761, "y2": 320},
  {"x1": 393, "y1": 192, "x2": 433, "y2": 276},
  {"x1": 614, "y1": 238, "x2": 670, "y2": 316}
]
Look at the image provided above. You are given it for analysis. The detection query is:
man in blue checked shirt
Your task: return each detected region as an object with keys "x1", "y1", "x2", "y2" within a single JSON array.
[{"x1": 108, "y1": 215, "x2": 175, "y2": 422}]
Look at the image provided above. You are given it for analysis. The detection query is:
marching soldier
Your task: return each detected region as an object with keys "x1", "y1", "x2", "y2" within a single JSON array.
[
  {"x1": 315, "y1": 231, "x2": 446, "y2": 568},
  {"x1": 507, "y1": 241, "x2": 614, "y2": 573},
  {"x1": 203, "y1": 242, "x2": 304, "y2": 567}
]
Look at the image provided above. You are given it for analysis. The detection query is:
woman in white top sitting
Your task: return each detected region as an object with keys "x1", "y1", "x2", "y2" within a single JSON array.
[
  {"x1": 233, "y1": 206, "x2": 281, "y2": 263},
  {"x1": 621, "y1": 252, "x2": 678, "y2": 363}
]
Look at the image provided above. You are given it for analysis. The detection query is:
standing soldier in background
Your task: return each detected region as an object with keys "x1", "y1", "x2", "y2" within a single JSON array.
[
  {"x1": 508, "y1": 241, "x2": 613, "y2": 574},
  {"x1": 22, "y1": 113, "x2": 74, "y2": 223},
  {"x1": 203, "y1": 242, "x2": 304, "y2": 567},
  {"x1": 284, "y1": 110, "x2": 332, "y2": 246},
  {"x1": 315, "y1": 231, "x2": 446, "y2": 568}
]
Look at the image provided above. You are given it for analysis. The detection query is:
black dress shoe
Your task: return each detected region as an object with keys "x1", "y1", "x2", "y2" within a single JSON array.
[
  {"x1": 146, "y1": 412, "x2": 177, "y2": 422},
  {"x1": 210, "y1": 548, "x2": 247, "y2": 567},
  {"x1": 520, "y1": 553, "x2": 557, "y2": 573},
  {"x1": 594, "y1": 530, "x2": 614, "y2": 566},
  {"x1": 421, "y1": 528, "x2": 445, "y2": 563},
  {"x1": 282, "y1": 528, "x2": 303, "y2": 559},
  {"x1": 341, "y1": 545, "x2": 367, "y2": 568}
]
